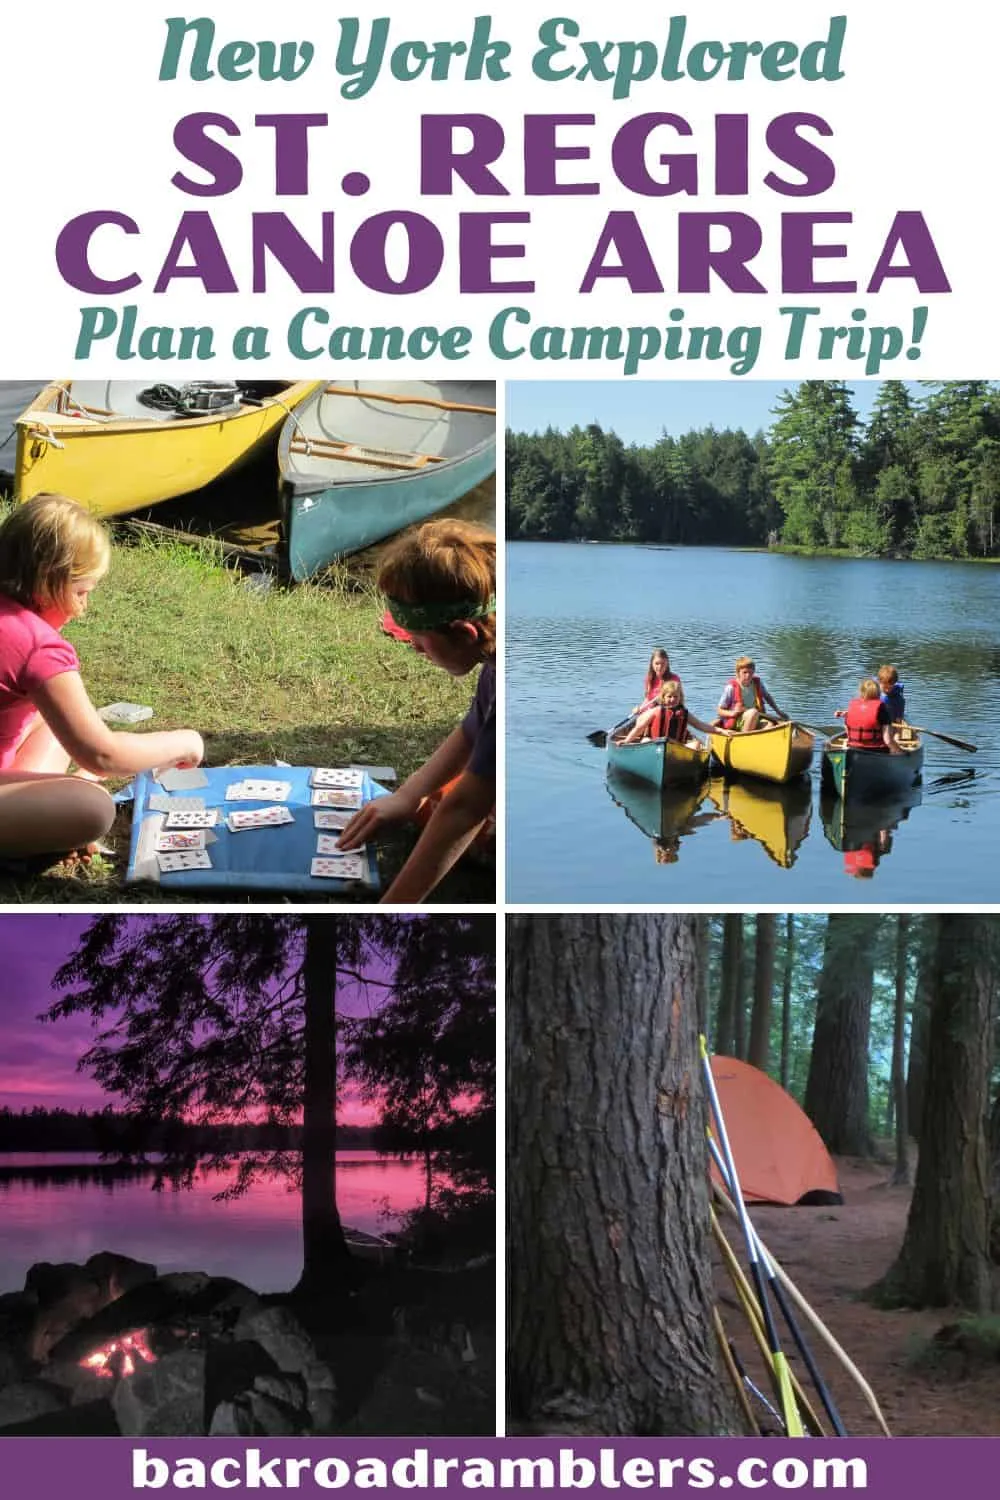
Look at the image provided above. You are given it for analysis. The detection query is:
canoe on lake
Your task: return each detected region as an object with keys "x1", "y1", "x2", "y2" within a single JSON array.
[
  {"x1": 278, "y1": 381, "x2": 496, "y2": 580},
  {"x1": 821, "y1": 726, "x2": 924, "y2": 801},
  {"x1": 705, "y1": 776, "x2": 812, "y2": 869},
  {"x1": 14, "y1": 380, "x2": 322, "y2": 517},
  {"x1": 708, "y1": 719, "x2": 815, "y2": 784},
  {"x1": 606, "y1": 732, "x2": 710, "y2": 790}
]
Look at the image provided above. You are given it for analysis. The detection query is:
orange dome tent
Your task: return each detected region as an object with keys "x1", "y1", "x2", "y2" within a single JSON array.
[{"x1": 709, "y1": 1054, "x2": 842, "y2": 1207}]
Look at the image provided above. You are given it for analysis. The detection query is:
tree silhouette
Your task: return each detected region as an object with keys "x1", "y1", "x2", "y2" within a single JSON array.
[{"x1": 44, "y1": 914, "x2": 493, "y2": 1297}]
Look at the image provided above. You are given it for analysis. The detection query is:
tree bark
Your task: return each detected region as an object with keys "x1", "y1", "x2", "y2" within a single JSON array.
[
  {"x1": 803, "y1": 915, "x2": 877, "y2": 1156},
  {"x1": 874, "y1": 916, "x2": 994, "y2": 1309},
  {"x1": 694, "y1": 915, "x2": 710, "y2": 1035},
  {"x1": 780, "y1": 914, "x2": 795, "y2": 1090},
  {"x1": 890, "y1": 916, "x2": 910, "y2": 1187},
  {"x1": 296, "y1": 917, "x2": 352, "y2": 1296},
  {"x1": 507, "y1": 914, "x2": 744, "y2": 1436},
  {"x1": 748, "y1": 915, "x2": 776, "y2": 1071}
]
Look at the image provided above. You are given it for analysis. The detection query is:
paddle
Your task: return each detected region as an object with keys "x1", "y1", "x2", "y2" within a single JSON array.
[
  {"x1": 906, "y1": 723, "x2": 978, "y2": 754},
  {"x1": 586, "y1": 714, "x2": 636, "y2": 748}
]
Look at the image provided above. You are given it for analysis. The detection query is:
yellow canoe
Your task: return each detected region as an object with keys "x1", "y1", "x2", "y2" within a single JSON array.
[
  {"x1": 706, "y1": 776, "x2": 812, "y2": 869},
  {"x1": 14, "y1": 379, "x2": 323, "y2": 517},
  {"x1": 709, "y1": 719, "x2": 814, "y2": 784}
]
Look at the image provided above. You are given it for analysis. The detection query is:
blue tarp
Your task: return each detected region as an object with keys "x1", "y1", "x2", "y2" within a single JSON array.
[{"x1": 126, "y1": 765, "x2": 384, "y2": 895}]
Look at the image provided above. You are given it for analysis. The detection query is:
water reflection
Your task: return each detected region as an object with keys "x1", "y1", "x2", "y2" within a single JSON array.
[
  {"x1": 820, "y1": 786, "x2": 923, "y2": 880},
  {"x1": 704, "y1": 777, "x2": 812, "y2": 869},
  {"x1": 606, "y1": 772, "x2": 719, "y2": 863}
]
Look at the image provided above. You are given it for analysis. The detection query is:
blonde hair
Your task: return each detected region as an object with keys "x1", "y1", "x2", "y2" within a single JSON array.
[
  {"x1": 734, "y1": 655, "x2": 755, "y2": 673},
  {"x1": 378, "y1": 519, "x2": 496, "y2": 654},
  {"x1": 859, "y1": 678, "x2": 881, "y2": 700},
  {"x1": 659, "y1": 679, "x2": 683, "y2": 705},
  {"x1": 0, "y1": 493, "x2": 110, "y2": 615},
  {"x1": 877, "y1": 664, "x2": 898, "y2": 688}
]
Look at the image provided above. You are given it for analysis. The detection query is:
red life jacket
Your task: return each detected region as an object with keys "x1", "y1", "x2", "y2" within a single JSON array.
[
  {"x1": 844, "y1": 697, "x2": 886, "y2": 750},
  {"x1": 649, "y1": 704, "x2": 689, "y2": 742},
  {"x1": 721, "y1": 675, "x2": 763, "y2": 729}
]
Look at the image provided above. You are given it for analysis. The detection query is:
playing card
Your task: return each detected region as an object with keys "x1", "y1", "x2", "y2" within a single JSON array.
[
  {"x1": 157, "y1": 850, "x2": 213, "y2": 873},
  {"x1": 310, "y1": 767, "x2": 364, "y2": 789},
  {"x1": 151, "y1": 795, "x2": 205, "y2": 813},
  {"x1": 311, "y1": 787, "x2": 364, "y2": 810},
  {"x1": 311, "y1": 854, "x2": 366, "y2": 880},
  {"x1": 227, "y1": 806, "x2": 295, "y2": 831},
  {"x1": 157, "y1": 768, "x2": 210, "y2": 791},
  {"x1": 164, "y1": 809, "x2": 219, "y2": 830},
  {"x1": 155, "y1": 830, "x2": 206, "y2": 853},
  {"x1": 314, "y1": 810, "x2": 352, "y2": 831},
  {"x1": 316, "y1": 833, "x2": 364, "y2": 855},
  {"x1": 225, "y1": 780, "x2": 292, "y2": 801}
]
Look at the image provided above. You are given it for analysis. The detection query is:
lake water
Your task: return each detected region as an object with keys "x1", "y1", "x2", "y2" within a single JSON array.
[
  {"x1": 506, "y1": 542, "x2": 1000, "y2": 903},
  {"x1": 0, "y1": 1151, "x2": 428, "y2": 1295}
]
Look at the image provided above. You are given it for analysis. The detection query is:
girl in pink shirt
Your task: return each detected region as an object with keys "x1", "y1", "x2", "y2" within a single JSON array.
[{"x1": 0, "y1": 494, "x2": 203, "y2": 860}]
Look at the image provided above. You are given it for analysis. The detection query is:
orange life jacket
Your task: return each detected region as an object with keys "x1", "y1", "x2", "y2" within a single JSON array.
[
  {"x1": 649, "y1": 704, "x2": 689, "y2": 742},
  {"x1": 721, "y1": 675, "x2": 763, "y2": 729},
  {"x1": 845, "y1": 697, "x2": 886, "y2": 750}
]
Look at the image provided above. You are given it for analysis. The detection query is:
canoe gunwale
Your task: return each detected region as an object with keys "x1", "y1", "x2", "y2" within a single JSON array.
[
  {"x1": 708, "y1": 718, "x2": 815, "y2": 786},
  {"x1": 606, "y1": 732, "x2": 710, "y2": 791}
]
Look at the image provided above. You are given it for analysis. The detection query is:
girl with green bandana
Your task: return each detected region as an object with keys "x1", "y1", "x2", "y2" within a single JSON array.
[{"x1": 337, "y1": 519, "x2": 496, "y2": 903}]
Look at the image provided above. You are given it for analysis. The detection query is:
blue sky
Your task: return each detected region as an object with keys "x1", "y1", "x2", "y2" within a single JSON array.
[{"x1": 505, "y1": 380, "x2": 921, "y2": 443}]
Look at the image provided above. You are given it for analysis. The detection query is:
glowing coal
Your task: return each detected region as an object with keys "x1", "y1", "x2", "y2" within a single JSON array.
[{"x1": 80, "y1": 1329, "x2": 157, "y2": 1380}]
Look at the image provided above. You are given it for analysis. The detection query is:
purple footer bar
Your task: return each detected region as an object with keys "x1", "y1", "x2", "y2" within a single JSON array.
[{"x1": 0, "y1": 1438, "x2": 986, "y2": 1498}]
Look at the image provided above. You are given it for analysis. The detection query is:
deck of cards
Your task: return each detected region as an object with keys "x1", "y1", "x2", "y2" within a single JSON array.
[{"x1": 138, "y1": 764, "x2": 376, "y2": 891}]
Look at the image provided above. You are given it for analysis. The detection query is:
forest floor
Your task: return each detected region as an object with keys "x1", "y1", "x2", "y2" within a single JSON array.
[{"x1": 719, "y1": 1156, "x2": 1000, "y2": 1438}]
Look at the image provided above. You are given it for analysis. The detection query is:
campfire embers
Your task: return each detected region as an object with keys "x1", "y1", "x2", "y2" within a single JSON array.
[
  {"x1": 80, "y1": 1328, "x2": 157, "y2": 1380},
  {"x1": 0, "y1": 1255, "x2": 338, "y2": 1437}
]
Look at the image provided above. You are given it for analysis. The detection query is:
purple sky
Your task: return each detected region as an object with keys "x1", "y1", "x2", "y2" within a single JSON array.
[{"x1": 0, "y1": 915, "x2": 391, "y2": 1118}]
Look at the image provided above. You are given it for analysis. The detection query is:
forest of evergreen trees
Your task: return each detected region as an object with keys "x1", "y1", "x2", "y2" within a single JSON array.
[
  {"x1": 0, "y1": 1108, "x2": 375, "y2": 1154},
  {"x1": 507, "y1": 380, "x2": 1000, "y2": 559}
]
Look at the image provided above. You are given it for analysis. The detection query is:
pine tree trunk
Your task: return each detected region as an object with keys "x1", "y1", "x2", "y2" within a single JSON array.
[
  {"x1": 694, "y1": 915, "x2": 710, "y2": 1034},
  {"x1": 734, "y1": 917, "x2": 748, "y2": 1060},
  {"x1": 715, "y1": 915, "x2": 741, "y2": 1055},
  {"x1": 507, "y1": 914, "x2": 744, "y2": 1436},
  {"x1": 905, "y1": 918, "x2": 937, "y2": 1138},
  {"x1": 874, "y1": 916, "x2": 994, "y2": 1309},
  {"x1": 803, "y1": 915, "x2": 877, "y2": 1156},
  {"x1": 296, "y1": 917, "x2": 351, "y2": 1297},
  {"x1": 891, "y1": 916, "x2": 910, "y2": 1186},
  {"x1": 748, "y1": 914, "x2": 776, "y2": 1071},
  {"x1": 780, "y1": 914, "x2": 795, "y2": 1090}
]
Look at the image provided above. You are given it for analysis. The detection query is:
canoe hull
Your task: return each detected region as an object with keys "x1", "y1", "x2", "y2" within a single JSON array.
[
  {"x1": 278, "y1": 381, "x2": 496, "y2": 579},
  {"x1": 606, "y1": 734, "x2": 710, "y2": 791},
  {"x1": 15, "y1": 381, "x2": 322, "y2": 517},
  {"x1": 709, "y1": 720, "x2": 814, "y2": 784},
  {"x1": 821, "y1": 731, "x2": 924, "y2": 801}
]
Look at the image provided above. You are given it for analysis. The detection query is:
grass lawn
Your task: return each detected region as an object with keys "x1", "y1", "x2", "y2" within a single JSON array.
[{"x1": 0, "y1": 527, "x2": 494, "y2": 904}]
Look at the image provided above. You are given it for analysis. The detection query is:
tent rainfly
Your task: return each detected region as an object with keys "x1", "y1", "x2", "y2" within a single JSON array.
[{"x1": 709, "y1": 1055, "x2": 842, "y2": 1207}]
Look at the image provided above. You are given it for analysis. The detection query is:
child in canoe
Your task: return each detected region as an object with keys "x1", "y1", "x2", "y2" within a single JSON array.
[
  {"x1": 618, "y1": 679, "x2": 719, "y2": 745},
  {"x1": 0, "y1": 493, "x2": 204, "y2": 861},
  {"x1": 634, "y1": 647, "x2": 681, "y2": 713},
  {"x1": 336, "y1": 519, "x2": 495, "y2": 903},
  {"x1": 716, "y1": 655, "x2": 787, "y2": 732},
  {"x1": 834, "y1": 678, "x2": 903, "y2": 753},
  {"x1": 877, "y1": 664, "x2": 906, "y2": 722}
]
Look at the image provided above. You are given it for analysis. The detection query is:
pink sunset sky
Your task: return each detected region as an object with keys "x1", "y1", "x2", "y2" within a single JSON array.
[{"x1": 0, "y1": 914, "x2": 385, "y2": 1124}]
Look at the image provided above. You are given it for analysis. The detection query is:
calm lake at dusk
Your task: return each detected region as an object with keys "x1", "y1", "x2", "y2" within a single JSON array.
[{"x1": 0, "y1": 1151, "x2": 427, "y2": 1294}]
